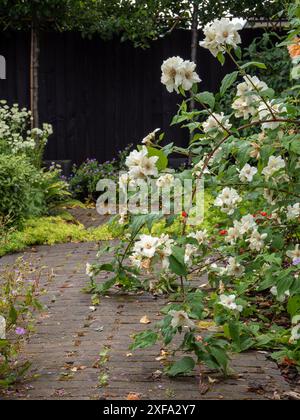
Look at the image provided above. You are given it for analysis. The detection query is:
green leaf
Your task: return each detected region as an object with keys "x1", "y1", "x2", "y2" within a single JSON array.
[
  {"x1": 290, "y1": 138, "x2": 300, "y2": 155},
  {"x1": 287, "y1": 295, "x2": 300, "y2": 317},
  {"x1": 228, "y1": 322, "x2": 241, "y2": 351},
  {"x1": 195, "y1": 91, "x2": 215, "y2": 109},
  {"x1": 169, "y1": 255, "x2": 187, "y2": 277},
  {"x1": 220, "y1": 71, "x2": 238, "y2": 97},
  {"x1": 277, "y1": 276, "x2": 294, "y2": 297},
  {"x1": 8, "y1": 305, "x2": 17, "y2": 325},
  {"x1": 96, "y1": 263, "x2": 114, "y2": 273},
  {"x1": 240, "y1": 61, "x2": 267, "y2": 70},
  {"x1": 209, "y1": 347, "x2": 229, "y2": 373},
  {"x1": 130, "y1": 330, "x2": 158, "y2": 350},
  {"x1": 167, "y1": 356, "x2": 195, "y2": 376},
  {"x1": 96, "y1": 276, "x2": 117, "y2": 294},
  {"x1": 216, "y1": 51, "x2": 225, "y2": 66},
  {"x1": 147, "y1": 147, "x2": 168, "y2": 171}
]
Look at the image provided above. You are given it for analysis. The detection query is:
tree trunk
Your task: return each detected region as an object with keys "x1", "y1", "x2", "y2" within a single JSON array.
[
  {"x1": 30, "y1": 17, "x2": 40, "y2": 129},
  {"x1": 190, "y1": 1, "x2": 199, "y2": 113}
]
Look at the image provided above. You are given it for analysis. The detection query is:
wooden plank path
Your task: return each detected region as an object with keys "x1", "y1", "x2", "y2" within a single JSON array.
[{"x1": 0, "y1": 240, "x2": 293, "y2": 400}]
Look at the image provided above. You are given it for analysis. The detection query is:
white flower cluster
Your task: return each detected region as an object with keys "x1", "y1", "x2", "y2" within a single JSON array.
[
  {"x1": 232, "y1": 75, "x2": 268, "y2": 120},
  {"x1": 156, "y1": 173, "x2": 174, "y2": 189},
  {"x1": 200, "y1": 18, "x2": 242, "y2": 57},
  {"x1": 202, "y1": 112, "x2": 232, "y2": 135},
  {"x1": 125, "y1": 146, "x2": 158, "y2": 180},
  {"x1": 214, "y1": 187, "x2": 242, "y2": 215},
  {"x1": 262, "y1": 155, "x2": 285, "y2": 181},
  {"x1": 0, "y1": 101, "x2": 53, "y2": 155},
  {"x1": 225, "y1": 214, "x2": 268, "y2": 252},
  {"x1": 161, "y1": 56, "x2": 201, "y2": 93},
  {"x1": 130, "y1": 234, "x2": 174, "y2": 271},
  {"x1": 188, "y1": 229, "x2": 209, "y2": 245}
]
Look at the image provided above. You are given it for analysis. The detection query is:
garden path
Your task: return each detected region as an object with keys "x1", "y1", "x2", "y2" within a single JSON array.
[{"x1": 0, "y1": 210, "x2": 296, "y2": 400}]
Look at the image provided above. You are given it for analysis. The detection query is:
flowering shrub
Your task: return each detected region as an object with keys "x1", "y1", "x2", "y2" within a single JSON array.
[
  {"x1": 69, "y1": 144, "x2": 133, "y2": 202},
  {"x1": 0, "y1": 100, "x2": 53, "y2": 167},
  {"x1": 0, "y1": 258, "x2": 42, "y2": 387},
  {"x1": 88, "y1": 11, "x2": 300, "y2": 376}
]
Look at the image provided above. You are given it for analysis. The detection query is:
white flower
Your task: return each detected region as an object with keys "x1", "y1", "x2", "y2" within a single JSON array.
[
  {"x1": 133, "y1": 235, "x2": 160, "y2": 258},
  {"x1": 161, "y1": 57, "x2": 200, "y2": 93},
  {"x1": 138, "y1": 155, "x2": 159, "y2": 177},
  {"x1": 232, "y1": 97, "x2": 257, "y2": 119},
  {"x1": 237, "y1": 75, "x2": 268, "y2": 98},
  {"x1": 200, "y1": 18, "x2": 242, "y2": 57},
  {"x1": 287, "y1": 203, "x2": 300, "y2": 220},
  {"x1": 262, "y1": 155, "x2": 285, "y2": 180},
  {"x1": 257, "y1": 101, "x2": 287, "y2": 130},
  {"x1": 232, "y1": 75, "x2": 268, "y2": 120},
  {"x1": 161, "y1": 56, "x2": 183, "y2": 92},
  {"x1": 142, "y1": 128, "x2": 160, "y2": 145},
  {"x1": 184, "y1": 244, "x2": 198, "y2": 265},
  {"x1": 246, "y1": 230, "x2": 267, "y2": 251},
  {"x1": 202, "y1": 112, "x2": 232, "y2": 134},
  {"x1": 234, "y1": 214, "x2": 257, "y2": 235},
  {"x1": 177, "y1": 60, "x2": 201, "y2": 91},
  {"x1": 86, "y1": 263, "x2": 94, "y2": 278},
  {"x1": 169, "y1": 310, "x2": 195, "y2": 329},
  {"x1": 226, "y1": 257, "x2": 245, "y2": 278},
  {"x1": 286, "y1": 244, "x2": 300, "y2": 263},
  {"x1": 126, "y1": 146, "x2": 158, "y2": 178},
  {"x1": 238, "y1": 164, "x2": 258, "y2": 182},
  {"x1": 126, "y1": 147, "x2": 148, "y2": 168},
  {"x1": 0, "y1": 315, "x2": 6, "y2": 339},
  {"x1": 157, "y1": 234, "x2": 174, "y2": 270},
  {"x1": 219, "y1": 294, "x2": 243, "y2": 312},
  {"x1": 156, "y1": 174, "x2": 174, "y2": 188},
  {"x1": 188, "y1": 229, "x2": 208, "y2": 245},
  {"x1": 290, "y1": 324, "x2": 300, "y2": 343},
  {"x1": 214, "y1": 187, "x2": 242, "y2": 215}
]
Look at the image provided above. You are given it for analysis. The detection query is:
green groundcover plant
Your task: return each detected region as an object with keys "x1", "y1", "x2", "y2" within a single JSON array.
[
  {"x1": 87, "y1": 8, "x2": 300, "y2": 377},
  {"x1": 0, "y1": 258, "x2": 43, "y2": 387}
]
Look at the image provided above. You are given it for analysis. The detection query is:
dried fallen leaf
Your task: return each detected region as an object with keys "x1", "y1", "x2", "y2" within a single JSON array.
[
  {"x1": 151, "y1": 370, "x2": 162, "y2": 380},
  {"x1": 155, "y1": 350, "x2": 169, "y2": 361},
  {"x1": 140, "y1": 315, "x2": 151, "y2": 324},
  {"x1": 127, "y1": 393, "x2": 141, "y2": 400},
  {"x1": 197, "y1": 320, "x2": 216, "y2": 330}
]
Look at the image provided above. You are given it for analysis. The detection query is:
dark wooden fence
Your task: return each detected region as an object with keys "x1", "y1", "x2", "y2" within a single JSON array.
[{"x1": 0, "y1": 28, "x2": 263, "y2": 164}]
